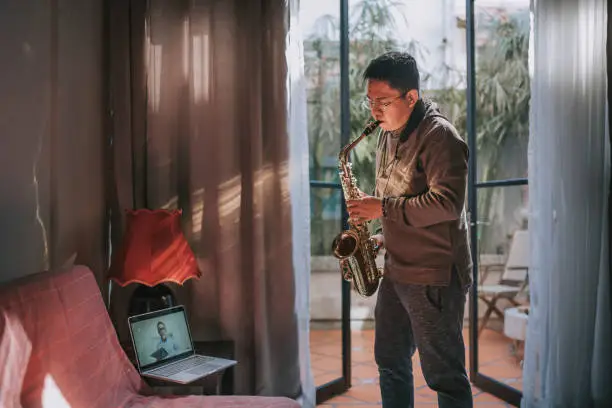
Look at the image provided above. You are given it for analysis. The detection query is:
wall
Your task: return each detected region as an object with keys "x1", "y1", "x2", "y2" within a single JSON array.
[{"x1": 0, "y1": 0, "x2": 107, "y2": 284}]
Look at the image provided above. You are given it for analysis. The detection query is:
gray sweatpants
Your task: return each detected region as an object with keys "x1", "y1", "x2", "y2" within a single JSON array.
[{"x1": 374, "y1": 268, "x2": 473, "y2": 408}]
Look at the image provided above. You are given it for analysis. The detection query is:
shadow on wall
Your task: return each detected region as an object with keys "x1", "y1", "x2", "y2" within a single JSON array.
[
  {"x1": 0, "y1": 2, "x2": 51, "y2": 282},
  {"x1": 0, "y1": 0, "x2": 107, "y2": 285}
]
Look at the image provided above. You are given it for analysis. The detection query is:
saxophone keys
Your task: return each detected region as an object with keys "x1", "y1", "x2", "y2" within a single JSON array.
[{"x1": 340, "y1": 259, "x2": 353, "y2": 281}]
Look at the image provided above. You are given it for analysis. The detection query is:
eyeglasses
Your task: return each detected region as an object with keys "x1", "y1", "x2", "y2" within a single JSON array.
[{"x1": 361, "y1": 92, "x2": 407, "y2": 111}]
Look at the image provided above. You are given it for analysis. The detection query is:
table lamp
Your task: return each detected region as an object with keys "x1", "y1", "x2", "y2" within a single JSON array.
[{"x1": 108, "y1": 208, "x2": 201, "y2": 315}]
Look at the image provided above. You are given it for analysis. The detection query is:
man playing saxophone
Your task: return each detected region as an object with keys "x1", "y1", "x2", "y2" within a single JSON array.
[{"x1": 346, "y1": 51, "x2": 473, "y2": 408}]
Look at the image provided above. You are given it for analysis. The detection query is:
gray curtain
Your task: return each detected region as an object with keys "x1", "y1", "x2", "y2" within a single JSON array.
[
  {"x1": 108, "y1": 0, "x2": 303, "y2": 398},
  {"x1": 522, "y1": 0, "x2": 612, "y2": 406},
  {"x1": 0, "y1": 0, "x2": 108, "y2": 286}
]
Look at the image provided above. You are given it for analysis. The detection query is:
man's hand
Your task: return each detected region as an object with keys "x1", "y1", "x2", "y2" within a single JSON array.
[
  {"x1": 346, "y1": 193, "x2": 383, "y2": 223},
  {"x1": 370, "y1": 234, "x2": 384, "y2": 256}
]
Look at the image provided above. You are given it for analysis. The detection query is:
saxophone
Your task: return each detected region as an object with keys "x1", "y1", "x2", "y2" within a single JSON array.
[{"x1": 331, "y1": 119, "x2": 383, "y2": 297}]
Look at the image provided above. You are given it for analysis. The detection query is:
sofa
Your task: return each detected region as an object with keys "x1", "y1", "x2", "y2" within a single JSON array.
[{"x1": 0, "y1": 265, "x2": 300, "y2": 408}]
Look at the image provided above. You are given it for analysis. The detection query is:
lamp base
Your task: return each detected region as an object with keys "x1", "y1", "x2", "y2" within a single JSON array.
[{"x1": 128, "y1": 284, "x2": 176, "y2": 316}]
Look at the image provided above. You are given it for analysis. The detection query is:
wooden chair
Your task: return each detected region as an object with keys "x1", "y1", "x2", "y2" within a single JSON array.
[{"x1": 478, "y1": 230, "x2": 530, "y2": 337}]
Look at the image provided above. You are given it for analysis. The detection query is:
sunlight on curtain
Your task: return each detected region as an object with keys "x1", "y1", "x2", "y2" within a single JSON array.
[
  {"x1": 110, "y1": 0, "x2": 307, "y2": 399},
  {"x1": 286, "y1": 0, "x2": 316, "y2": 406},
  {"x1": 523, "y1": 0, "x2": 611, "y2": 406},
  {"x1": 145, "y1": 29, "x2": 162, "y2": 113},
  {"x1": 192, "y1": 34, "x2": 210, "y2": 103}
]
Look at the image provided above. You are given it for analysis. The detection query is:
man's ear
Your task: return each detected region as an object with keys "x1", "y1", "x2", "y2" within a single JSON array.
[{"x1": 406, "y1": 89, "x2": 419, "y2": 107}]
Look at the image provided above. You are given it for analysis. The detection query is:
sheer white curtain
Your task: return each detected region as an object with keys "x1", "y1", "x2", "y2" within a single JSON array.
[
  {"x1": 286, "y1": 0, "x2": 316, "y2": 407},
  {"x1": 523, "y1": 0, "x2": 612, "y2": 406}
]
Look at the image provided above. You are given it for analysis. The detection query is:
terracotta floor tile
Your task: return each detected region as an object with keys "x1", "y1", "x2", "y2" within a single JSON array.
[
  {"x1": 313, "y1": 327, "x2": 518, "y2": 406},
  {"x1": 480, "y1": 363, "x2": 523, "y2": 380},
  {"x1": 311, "y1": 331, "x2": 342, "y2": 346},
  {"x1": 315, "y1": 371, "x2": 344, "y2": 387},
  {"x1": 415, "y1": 385, "x2": 438, "y2": 400},
  {"x1": 474, "y1": 391, "x2": 513, "y2": 402},
  {"x1": 351, "y1": 362, "x2": 379, "y2": 379},
  {"x1": 310, "y1": 353, "x2": 327, "y2": 363},
  {"x1": 352, "y1": 333, "x2": 375, "y2": 346},
  {"x1": 413, "y1": 376, "x2": 428, "y2": 389},
  {"x1": 333, "y1": 405, "x2": 382, "y2": 408},
  {"x1": 314, "y1": 343, "x2": 345, "y2": 358},
  {"x1": 320, "y1": 394, "x2": 363, "y2": 404},
  {"x1": 507, "y1": 378, "x2": 523, "y2": 391},
  {"x1": 351, "y1": 349, "x2": 375, "y2": 364},
  {"x1": 311, "y1": 366, "x2": 328, "y2": 377},
  {"x1": 351, "y1": 342, "x2": 374, "y2": 352},
  {"x1": 342, "y1": 383, "x2": 381, "y2": 403},
  {"x1": 312, "y1": 355, "x2": 343, "y2": 371}
]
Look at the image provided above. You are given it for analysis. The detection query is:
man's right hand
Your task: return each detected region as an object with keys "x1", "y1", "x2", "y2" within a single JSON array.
[{"x1": 370, "y1": 234, "x2": 384, "y2": 255}]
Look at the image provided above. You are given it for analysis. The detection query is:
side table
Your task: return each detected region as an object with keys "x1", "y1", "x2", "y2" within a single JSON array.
[{"x1": 121, "y1": 340, "x2": 235, "y2": 395}]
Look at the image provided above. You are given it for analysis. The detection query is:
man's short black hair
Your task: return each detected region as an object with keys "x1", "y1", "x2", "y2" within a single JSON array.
[{"x1": 363, "y1": 51, "x2": 420, "y2": 94}]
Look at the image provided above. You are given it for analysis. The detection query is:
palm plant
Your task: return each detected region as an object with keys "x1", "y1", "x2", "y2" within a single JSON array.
[
  {"x1": 347, "y1": 0, "x2": 432, "y2": 195},
  {"x1": 305, "y1": 0, "x2": 414, "y2": 253},
  {"x1": 306, "y1": 3, "x2": 529, "y2": 255},
  {"x1": 433, "y1": 12, "x2": 530, "y2": 249},
  {"x1": 348, "y1": 0, "x2": 407, "y2": 194},
  {"x1": 305, "y1": 15, "x2": 340, "y2": 255},
  {"x1": 305, "y1": 15, "x2": 339, "y2": 184}
]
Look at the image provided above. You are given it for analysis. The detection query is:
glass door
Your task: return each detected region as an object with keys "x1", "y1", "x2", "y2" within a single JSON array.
[
  {"x1": 304, "y1": 0, "x2": 353, "y2": 403},
  {"x1": 465, "y1": 0, "x2": 531, "y2": 406}
]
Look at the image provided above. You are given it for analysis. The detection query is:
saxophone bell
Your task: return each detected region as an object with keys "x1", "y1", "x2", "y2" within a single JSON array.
[{"x1": 331, "y1": 229, "x2": 360, "y2": 259}]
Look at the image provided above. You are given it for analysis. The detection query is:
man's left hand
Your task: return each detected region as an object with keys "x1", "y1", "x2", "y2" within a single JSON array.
[{"x1": 346, "y1": 194, "x2": 383, "y2": 222}]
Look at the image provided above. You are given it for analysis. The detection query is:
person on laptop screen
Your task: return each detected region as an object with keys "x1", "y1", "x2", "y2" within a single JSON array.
[{"x1": 151, "y1": 321, "x2": 179, "y2": 361}]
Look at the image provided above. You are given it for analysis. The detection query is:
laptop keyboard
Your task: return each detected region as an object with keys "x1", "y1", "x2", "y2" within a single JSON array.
[{"x1": 148, "y1": 355, "x2": 215, "y2": 377}]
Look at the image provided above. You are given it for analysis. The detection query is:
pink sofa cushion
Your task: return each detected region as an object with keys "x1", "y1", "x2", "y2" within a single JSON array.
[
  {"x1": 0, "y1": 266, "x2": 300, "y2": 408},
  {"x1": 0, "y1": 266, "x2": 144, "y2": 407}
]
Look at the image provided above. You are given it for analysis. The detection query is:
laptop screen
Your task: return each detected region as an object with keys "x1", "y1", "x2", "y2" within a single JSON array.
[{"x1": 129, "y1": 306, "x2": 194, "y2": 370}]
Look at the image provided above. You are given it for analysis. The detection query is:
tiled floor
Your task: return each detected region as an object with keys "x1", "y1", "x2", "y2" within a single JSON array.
[{"x1": 311, "y1": 326, "x2": 523, "y2": 407}]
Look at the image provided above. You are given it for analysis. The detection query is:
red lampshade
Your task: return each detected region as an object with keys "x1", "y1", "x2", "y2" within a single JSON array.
[{"x1": 108, "y1": 209, "x2": 201, "y2": 287}]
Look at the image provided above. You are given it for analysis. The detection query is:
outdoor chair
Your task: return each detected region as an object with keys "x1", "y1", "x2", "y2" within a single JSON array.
[{"x1": 477, "y1": 229, "x2": 530, "y2": 337}]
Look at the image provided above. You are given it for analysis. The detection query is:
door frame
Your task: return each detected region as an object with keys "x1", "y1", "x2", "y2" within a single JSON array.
[
  {"x1": 308, "y1": 180, "x2": 352, "y2": 405},
  {"x1": 311, "y1": 0, "x2": 353, "y2": 403},
  {"x1": 465, "y1": 0, "x2": 526, "y2": 406}
]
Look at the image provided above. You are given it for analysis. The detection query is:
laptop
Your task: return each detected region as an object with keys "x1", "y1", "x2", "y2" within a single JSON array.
[{"x1": 128, "y1": 305, "x2": 237, "y2": 384}]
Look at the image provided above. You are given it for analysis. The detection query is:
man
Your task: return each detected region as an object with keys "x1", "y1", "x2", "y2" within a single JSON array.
[
  {"x1": 154, "y1": 321, "x2": 179, "y2": 361},
  {"x1": 346, "y1": 51, "x2": 473, "y2": 408}
]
